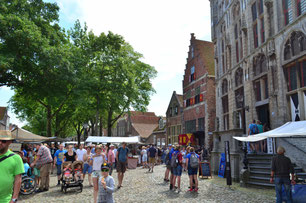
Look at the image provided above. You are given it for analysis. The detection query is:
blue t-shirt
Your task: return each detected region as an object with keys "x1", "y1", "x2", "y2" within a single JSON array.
[
  {"x1": 169, "y1": 148, "x2": 175, "y2": 160},
  {"x1": 24, "y1": 163, "x2": 30, "y2": 175},
  {"x1": 54, "y1": 149, "x2": 67, "y2": 165},
  {"x1": 23, "y1": 149, "x2": 27, "y2": 157},
  {"x1": 148, "y1": 147, "x2": 157, "y2": 158},
  {"x1": 118, "y1": 147, "x2": 129, "y2": 162},
  {"x1": 186, "y1": 152, "x2": 199, "y2": 167}
]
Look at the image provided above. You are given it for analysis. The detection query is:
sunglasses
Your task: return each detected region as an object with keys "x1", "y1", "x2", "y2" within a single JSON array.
[
  {"x1": 0, "y1": 140, "x2": 8, "y2": 143},
  {"x1": 101, "y1": 169, "x2": 109, "y2": 172}
]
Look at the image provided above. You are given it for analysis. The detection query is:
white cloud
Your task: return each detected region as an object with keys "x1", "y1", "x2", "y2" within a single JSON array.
[{"x1": 57, "y1": 0, "x2": 212, "y2": 116}]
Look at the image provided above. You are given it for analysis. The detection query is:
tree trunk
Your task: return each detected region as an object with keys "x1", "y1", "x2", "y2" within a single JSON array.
[
  {"x1": 99, "y1": 116, "x2": 103, "y2": 136},
  {"x1": 95, "y1": 95, "x2": 100, "y2": 136},
  {"x1": 107, "y1": 108, "x2": 113, "y2": 137},
  {"x1": 47, "y1": 106, "x2": 52, "y2": 137}
]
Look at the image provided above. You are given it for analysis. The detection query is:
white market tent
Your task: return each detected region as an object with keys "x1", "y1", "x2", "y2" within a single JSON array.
[
  {"x1": 85, "y1": 136, "x2": 140, "y2": 144},
  {"x1": 11, "y1": 127, "x2": 50, "y2": 143},
  {"x1": 233, "y1": 121, "x2": 306, "y2": 142}
]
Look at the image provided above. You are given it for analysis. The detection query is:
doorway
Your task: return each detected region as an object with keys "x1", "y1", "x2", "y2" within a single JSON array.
[{"x1": 256, "y1": 104, "x2": 270, "y2": 130}]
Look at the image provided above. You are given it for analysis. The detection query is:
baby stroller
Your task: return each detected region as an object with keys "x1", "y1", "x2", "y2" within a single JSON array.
[
  {"x1": 20, "y1": 168, "x2": 37, "y2": 195},
  {"x1": 61, "y1": 161, "x2": 83, "y2": 193}
]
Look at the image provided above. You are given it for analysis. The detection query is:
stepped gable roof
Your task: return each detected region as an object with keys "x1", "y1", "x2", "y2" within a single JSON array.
[
  {"x1": 195, "y1": 39, "x2": 215, "y2": 75},
  {"x1": 0, "y1": 107, "x2": 7, "y2": 121}
]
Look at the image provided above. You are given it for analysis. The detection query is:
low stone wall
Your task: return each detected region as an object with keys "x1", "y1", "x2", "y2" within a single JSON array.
[{"x1": 211, "y1": 129, "x2": 244, "y2": 182}]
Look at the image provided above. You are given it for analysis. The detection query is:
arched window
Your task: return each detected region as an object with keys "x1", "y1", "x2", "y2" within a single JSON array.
[
  {"x1": 284, "y1": 31, "x2": 306, "y2": 61},
  {"x1": 222, "y1": 79, "x2": 228, "y2": 95},
  {"x1": 235, "y1": 68, "x2": 243, "y2": 87}
]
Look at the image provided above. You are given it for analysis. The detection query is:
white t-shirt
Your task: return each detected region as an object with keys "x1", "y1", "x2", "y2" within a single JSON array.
[
  {"x1": 76, "y1": 149, "x2": 86, "y2": 161},
  {"x1": 93, "y1": 155, "x2": 104, "y2": 171}
]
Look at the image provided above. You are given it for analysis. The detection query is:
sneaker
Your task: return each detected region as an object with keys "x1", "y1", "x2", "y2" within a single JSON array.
[
  {"x1": 148, "y1": 168, "x2": 151, "y2": 172},
  {"x1": 188, "y1": 188, "x2": 193, "y2": 192},
  {"x1": 35, "y1": 189, "x2": 44, "y2": 193},
  {"x1": 194, "y1": 188, "x2": 199, "y2": 192},
  {"x1": 169, "y1": 184, "x2": 173, "y2": 190},
  {"x1": 177, "y1": 189, "x2": 181, "y2": 193}
]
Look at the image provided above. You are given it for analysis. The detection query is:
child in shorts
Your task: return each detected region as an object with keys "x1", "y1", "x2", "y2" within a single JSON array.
[{"x1": 74, "y1": 163, "x2": 83, "y2": 182}]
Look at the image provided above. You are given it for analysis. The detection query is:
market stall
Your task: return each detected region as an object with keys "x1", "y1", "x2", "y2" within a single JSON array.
[
  {"x1": 85, "y1": 136, "x2": 140, "y2": 144},
  {"x1": 11, "y1": 127, "x2": 50, "y2": 143}
]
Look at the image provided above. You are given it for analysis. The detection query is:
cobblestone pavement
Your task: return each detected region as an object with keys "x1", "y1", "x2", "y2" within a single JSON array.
[{"x1": 19, "y1": 165, "x2": 275, "y2": 203}]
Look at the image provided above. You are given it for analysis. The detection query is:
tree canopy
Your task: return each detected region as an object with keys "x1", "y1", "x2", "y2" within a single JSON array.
[{"x1": 2, "y1": 1, "x2": 157, "y2": 143}]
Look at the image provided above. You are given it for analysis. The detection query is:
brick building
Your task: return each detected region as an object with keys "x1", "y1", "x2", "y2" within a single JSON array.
[
  {"x1": 147, "y1": 117, "x2": 167, "y2": 147},
  {"x1": 210, "y1": 0, "x2": 306, "y2": 181},
  {"x1": 182, "y1": 34, "x2": 216, "y2": 149},
  {"x1": 166, "y1": 91, "x2": 183, "y2": 145}
]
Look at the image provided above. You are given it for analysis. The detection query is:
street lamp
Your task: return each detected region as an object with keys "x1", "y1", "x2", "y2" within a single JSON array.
[{"x1": 83, "y1": 123, "x2": 89, "y2": 141}]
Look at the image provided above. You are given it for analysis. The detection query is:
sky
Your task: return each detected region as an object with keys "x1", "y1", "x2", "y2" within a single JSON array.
[{"x1": 0, "y1": 0, "x2": 212, "y2": 127}]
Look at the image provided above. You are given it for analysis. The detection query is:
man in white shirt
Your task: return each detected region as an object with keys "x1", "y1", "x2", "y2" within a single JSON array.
[{"x1": 76, "y1": 144, "x2": 86, "y2": 162}]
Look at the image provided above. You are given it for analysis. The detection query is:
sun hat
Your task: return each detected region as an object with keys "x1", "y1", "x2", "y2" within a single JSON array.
[{"x1": 0, "y1": 130, "x2": 14, "y2": 140}]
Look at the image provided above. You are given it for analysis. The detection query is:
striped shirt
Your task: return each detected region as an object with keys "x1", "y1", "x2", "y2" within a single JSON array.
[{"x1": 36, "y1": 146, "x2": 53, "y2": 167}]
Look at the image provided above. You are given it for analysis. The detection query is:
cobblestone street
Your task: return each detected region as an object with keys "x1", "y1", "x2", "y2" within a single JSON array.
[{"x1": 19, "y1": 165, "x2": 275, "y2": 203}]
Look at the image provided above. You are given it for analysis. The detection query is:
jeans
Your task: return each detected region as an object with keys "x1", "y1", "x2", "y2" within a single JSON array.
[{"x1": 275, "y1": 177, "x2": 292, "y2": 203}]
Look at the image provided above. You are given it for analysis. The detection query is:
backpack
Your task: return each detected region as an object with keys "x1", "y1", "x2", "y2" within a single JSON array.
[
  {"x1": 170, "y1": 152, "x2": 179, "y2": 168},
  {"x1": 165, "y1": 151, "x2": 170, "y2": 165},
  {"x1": 190, "y1": 153, "x2": 199, "y2": 168},
  {"x1": 250, "y1": 124, "x2": 259, "y2": 134}
]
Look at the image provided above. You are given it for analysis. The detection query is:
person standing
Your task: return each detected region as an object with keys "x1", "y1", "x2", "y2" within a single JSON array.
[
  {"x1": 63, "y1": 145, "x2": 78, "y2": 163},
  {"x1": 141, "y1": 146, "x2": 147, "y2": 168},
  {"x1": 164, "y1": 145, "x2": 172, "y2": 182},
  {"x1": 76, "y1": 144, "x2": 86, "y2": 162},
  {"x1": 53, "y1": 144, "x2": 66, "y2": 186},
  {"x1": 270, "y1": 146, "x2": 295, "y2": 203},
  {"x1": 98, "y1": 163, "x2": 115, "y2": 203},
  {"x1": 248, "y1": 120, "x2": 259, "y2": 153},
  {"x1": 256, "y1": 120, "x2": 265, "y2": 152},
  {"x1": 107, "y1": 145, "x2": 115, "y2": 176},
  {"x1": 31, "y1": 143, "x2": 53, "y2": 193},
  {"x1": 186, "y1": 147, "x2": 200, "y2": 192},
  {"x1": 0, "y1": 130, "x2": 24, "y2": 203},
  {"x1": 171, "y1": 145, "x2": 183, "y2": 193},
  {"x1": 148, "y1": 144, "x2": 157, "y2": 172},
  {"x1": 90, "y1": 146, "x2": 105, "y2": 203},
  {"x1": 116, "y1": 142, "x2": 129, "y2": 189},
  {"x1": 83, "y1": 146, "x2": 93, "y2": 186}
]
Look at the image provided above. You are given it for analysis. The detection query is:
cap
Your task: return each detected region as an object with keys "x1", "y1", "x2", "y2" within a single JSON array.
[
  {"x1": 0, "y1": 130, "x2": 14, "y2": 140},
  {"x1": 168, "y1": 144, "x2": 172, "y2": 147},
  {"x1": 101, "y1": 163, "x2": 110, "y2": 170},
  {"x1": 110, "y1": 144, "x2": 114, "y2": 147}
]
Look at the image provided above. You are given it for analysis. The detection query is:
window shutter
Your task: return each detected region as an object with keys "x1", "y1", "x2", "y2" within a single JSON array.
[
  {"x1": 200, "y1": 94, "x2": 203, "y2": 102},
  {"x1": 194, "y1": 72, "x2": 196, "y2": 80},
  {"x1": 184, "y1": 100, "x2": 186, "y2": 107}
]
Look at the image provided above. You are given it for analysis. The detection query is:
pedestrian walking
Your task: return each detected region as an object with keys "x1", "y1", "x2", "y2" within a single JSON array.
[
  {"x1": 83, "y1": 146, "x2": 93, "y2": 186},
  {"x1": 76, "y1": 144, "x2": 87, "y2": 162},
  {"x1": 63, "y1": 145, "x2": 78, "y2": 163},
  {"x1": 141, "y1": 146, "x2": 148, "y2": 168},
  {"x1": 186, "y1": 147, "x2": 199, "y2": 192},
  {"x1": 98, "y1": 163, "x2": 115, "y2": 203},
  {"x1": 148, "y1": 144, "x2": 157, "y2": 172},
  {"x1": 31, "y1": 143, "x2": 53, "y2": 193},
  {"x1": 116, "y1": 142, "x2": 129, "y2": 189},
  {"x1": 0, "y1": 130, "x2": 24, "y2": 203},
  {"x1": 270, "y1": 146, "x2": 296, "y2": 203},
  {"x1": 107, "y1": 144, "x2": 115, "y2": 175},
  {"x1": 53, "y1": 144, "x2": 66, "y2": 186},
  {"x1": 49, "y1": 143, "x2": 57, "y2": 175},
  {"x1": 90, "y1": 146, "x2": 105, "y2": 203},
  {"x1": 181, "y1": 147, "x2": 187, "y2": 171}
]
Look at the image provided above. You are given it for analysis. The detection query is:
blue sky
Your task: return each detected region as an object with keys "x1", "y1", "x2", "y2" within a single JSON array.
[{"x1": 0, "y1": 0, "x2": 212, "y2": 127}]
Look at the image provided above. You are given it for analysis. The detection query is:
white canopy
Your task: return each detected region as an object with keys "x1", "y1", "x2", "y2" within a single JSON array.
[
  {"x1": 233, "y1": 121, "x2": 306, "y2": 142},
  {"x1": 85, "y1": 136, "x2": 140, "y2": 144}
]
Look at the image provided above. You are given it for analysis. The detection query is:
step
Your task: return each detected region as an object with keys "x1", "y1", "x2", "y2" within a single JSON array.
[
  {"x1": 249, "y1": 176, "x2": 270, "y2": 181},
  {"x1": 250, "y1": 170, "x2": 270, "y2": 175},
  {"x1": 247, "y1": 156, "x2": 273, "y2": 161},
  {"x1": 250, "y1": 166, "x2": 271, "y2": 170},
  {"x1": 246, "y1": 181, "x2": 274, "y2": 187}
]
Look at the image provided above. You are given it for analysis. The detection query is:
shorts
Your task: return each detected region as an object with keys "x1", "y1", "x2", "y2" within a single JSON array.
[
  {"x1": 142, "y1": 155, "x2": 147, "y2": 163},
  {"x1": 83, "y1": 163, "x2": 93, "y2": 174},
  {"x1": 188, "y1": 167, "x2": 198, "y2": 176},
  {"x1": 166, "y1": 165, "x2": 171, "y2": 170},
  {"x1": 56, "y1": 164, "x2": 62, "y2": 175},
  {"x1": 117, "y1": 161, "x2": 127, "y2": 173},
  {"x1": 34, "y1": 168, "x2": 40, "y2": 177},
  {"x1": 173, "y1": 165, "x2": 182, "y2": 176},
  {"x1": 92, "y1": 170, "x2": 100, "y2": 178},
  {"x1": 149, "y1": 157, "x2": 156, "y2": 164}
]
